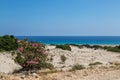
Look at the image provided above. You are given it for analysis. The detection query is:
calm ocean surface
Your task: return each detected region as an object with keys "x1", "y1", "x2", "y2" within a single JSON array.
[{"x1": 15, "y1": 36, "x2": 120, "y2": 45}]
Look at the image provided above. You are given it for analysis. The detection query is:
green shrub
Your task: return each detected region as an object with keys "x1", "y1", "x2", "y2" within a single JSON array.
[
  {"x1": 70, "y1": 44, "x2": 80, "y2": 47},
  {"x1": 106, "y1": 46, "x2": 120, "y2": 53},
  {"x1": 80, "y1": 44, "x2": 103, "y2": 50},
  {"x1": 92, "y1": 45, "x2": 103, "y2": 49},
  {"x1": 43, "y1": 63, "x2": 54, "y2": 69},
  {"x1": 56, "y1": 45, "x2": 71, "y2": 51},
  {"x1": 0, "y1": 35, "x2": 18, "y2": 51},
  {"x1": 60, "y1": 55, "x2": 67, "y2": 62},
  {"x1": 81, "y1": 44, "x2": 92, "y2": 48},
  {"x1": 89, "y1": 62, "x2": 102, "y2": 66},
  {"x1": 71, "y1": 64, "x2": 85, "y2": 71},
  {"x1": 15, "y1": 40, "x2": 53, "y2": 71}
]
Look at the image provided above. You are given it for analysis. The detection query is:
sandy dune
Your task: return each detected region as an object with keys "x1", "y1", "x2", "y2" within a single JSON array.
[
  {"x1": 0, "y1": 52, "x2": 21, "y2": 73},
  {"x1": 46, "y1": 45, "x2": 120, "y2": 69},
  {"x1": 0, "y1": 45, "x2": 120, "y2": 80}
]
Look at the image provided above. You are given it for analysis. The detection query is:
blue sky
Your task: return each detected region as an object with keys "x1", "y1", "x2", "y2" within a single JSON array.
[{"x1": 0, "y1": 0, "x2": 120, "y2": 36}]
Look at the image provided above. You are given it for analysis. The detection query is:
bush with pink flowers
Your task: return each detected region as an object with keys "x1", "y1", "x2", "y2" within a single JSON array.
[{"x1": 15, "y1": 39, "x2": 53, "y2": 70}]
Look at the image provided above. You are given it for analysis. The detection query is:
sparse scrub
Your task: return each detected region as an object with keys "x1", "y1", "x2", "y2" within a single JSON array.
[
  {"x1": 89, "y1": 62, "x2": 102, "y2": 66},
  {"x1": 81, "y1": 44, "x2": 92, "y2": 48},
  {"x1": 71, "y1": 64, "x2": 85, "y2": 71},
  {"x1": 60, "y1": 55, "x2": 67, "y2": 63},
  {"x1": 70, "y1": 44, "x2": 80, "y2": 47},
  {"x1": 81, "y1": 44, "x2": 103, "y2": 49},
  {"x1": 106, "y1": 46, "x2": 120, "y2": 53},
  {"x1": 92, "y1": 45, "x2": 103, "y2": 49},
  {"x1": 52, "y1": 44, "x2": 120, "y2": 53},
  {"x1": 77, "y1": 44, "x2": 120, "y2": 53},
  {"x1": 56, "y1": 45, "x2": 71, "y2": 51}
]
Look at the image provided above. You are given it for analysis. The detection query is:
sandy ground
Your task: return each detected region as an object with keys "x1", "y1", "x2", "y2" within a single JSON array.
[
  {"x1": 0, "y1": 45, "x2": 120, "y2": 80},
  {"x1": 0, "y1": 52, "x2": 21, "y2": 73},
  {"x1": 46, "y1": 45, "x2": 120, "y2": 69},
  {"x1": 0, "y1": 66, "x2": 120, "y2": 80}
]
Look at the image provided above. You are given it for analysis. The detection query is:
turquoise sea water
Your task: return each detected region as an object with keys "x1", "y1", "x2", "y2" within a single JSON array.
[{"x1": 15, "y1": 36, "x2": 120, "y2": 45}]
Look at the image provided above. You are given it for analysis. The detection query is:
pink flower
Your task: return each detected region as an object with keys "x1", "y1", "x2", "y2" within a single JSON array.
[
  {"x1": 37, "y1": 49, "x2": 39, "y2": 52},
  {"x1": 44, "y1": 51, "x2": 49, "y2": 55},
  {"x1": 27, "y1": 60, "x2": 38, "y2": 64},
  {"x1": 32, "y1": 43, "x2": 38, "y2": 47},
  {"x1": 17, "y1": 47, "x2": 24, "y2": 52},
  {"x1": 17, "y1": 40, "x2": 21, "y2": 43},
  {"x1": 34, "y1": 57, "x2": 40, "y2": 61},
  {"x1": 38, "y1": 44, "x2": 42, "y2": 48}
]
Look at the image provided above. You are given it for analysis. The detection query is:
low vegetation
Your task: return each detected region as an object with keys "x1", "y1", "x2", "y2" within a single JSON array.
[
  {"x1": 70, "y1": 44, "x2": 102, "y2": 49},
  {"x1": 105, "y1": 46, "x2": 120, "y2": 52},
  {"x1": 15, "y1": 39, "x2": 54, "y2": 70},
  {"x1": 71, "y1": 64, "x2": 85, "y2": 71},
  {"x1": 0, "y1": 35, "x2": 18, "y2": 51},
  {"x1": 0, "y1": 35, "x2": 54, "y2": 71},
  {"x1": 60, "y1": 55, "x2": 67, "y2": 63},
  {"x1": 56, "y1": 45, "x2": 71, "y2": 51},
  {"x1": 70, "y1": 44, "x2": 120, "y2": 53},
  {"x1": 89, "y1": 62, "x2": 102, "y2": 66},
  {"x1": 53, "y1": 44, "x2": 120, "y2": 53}
]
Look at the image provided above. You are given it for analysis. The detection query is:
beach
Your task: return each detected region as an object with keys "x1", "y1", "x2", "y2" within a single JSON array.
[
  {"x1": 46, "y1": 45, "x2": 120, "y2": 69},
  {"x1": 0, "y1": 45, "x2": 120, "y2": 80},
  {"x1": 1, "y1": 0, "x2": 120, "y2": 79}
]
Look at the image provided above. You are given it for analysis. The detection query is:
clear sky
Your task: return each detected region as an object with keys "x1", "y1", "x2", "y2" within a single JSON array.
[{"x1": 0, "y1": 0, "x2": 120, "y2": 36}]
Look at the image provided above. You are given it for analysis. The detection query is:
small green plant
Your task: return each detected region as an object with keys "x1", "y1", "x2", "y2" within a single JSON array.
[
  {"x1": 89, "y1": 62, "x2": 102, "y2": 66},
  {"x1": 70, "y1": 44, "x2": 80, "y2": 47},
  {"x1": 92, "y1": 45, "x2": 103, "y2": 50},
  {"x1": 60, "y1": 55, "x2": 67, "y2": 63},
  {"x1": 81, "y1": 44, "x2": 92, "y2": 48},
  {"x1": 0, "y1": 35, "x2": 18, "y2": 51},
  {"x1": 42, "y1": 63, "x2": 54, "y2": 69},
  {"x1": 71, "y1": 64, "x2": 85, "y2": 71},
  {"x1": 106, "y1": 46, "x2": 120, "y2": 53},
  {"x1": 56, "y1": 45, "x2": 71, "y2": 51}
]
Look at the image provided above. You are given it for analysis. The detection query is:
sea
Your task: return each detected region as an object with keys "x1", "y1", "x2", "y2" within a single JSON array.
[{"x1": 15, "y1": 36, "x2": 120, "y2": 45}]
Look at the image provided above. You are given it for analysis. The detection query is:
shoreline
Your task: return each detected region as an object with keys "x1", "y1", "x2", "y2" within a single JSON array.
[
  {"x1": 15, "y1": 36, "x2": 120, "y2": 45},
  {"x1": 48, "y1": 44, "x2": 120, "y2": 46}
]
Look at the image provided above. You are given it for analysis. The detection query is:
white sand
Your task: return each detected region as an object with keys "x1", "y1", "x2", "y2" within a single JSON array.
[
  {"x1": 46, "y1": 45, "x2": 120, "y2": 69},
  {"x1": 0, "y1": 52, "x2": 22, "y2": 73},
  {"x1": 0, "y1": 45, "x2": 120, "y2": 80},
  {"x1": 0, "y1": 45, "x2": 120, "y2": 73}
]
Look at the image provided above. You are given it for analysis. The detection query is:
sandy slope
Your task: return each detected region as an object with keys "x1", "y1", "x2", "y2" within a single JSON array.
[
  {"x1": 0, "y1": 45, "x2": 120, "y2": 80},
  {"x1": 0, "y1": 66, "x2": 120, "y2": 80},
  {"x1": 41, "y1": 67, "x2": 120, "y2": 80},
  {"x1": 46, "y1": 45, "x2": 120, "y2": 69},
  {"x1": 0, "y1": 52, "x2": 21, "y2": 73}
]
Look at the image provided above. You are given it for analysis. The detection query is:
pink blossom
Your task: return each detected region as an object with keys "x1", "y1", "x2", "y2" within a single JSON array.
[
  {"x1": 17, "y1": 40, "x2": 21, "y2": 43},
  {"x1": 38, "y1": 44, "x2": 42, "y2": 48},
  {"x1": 32, "y1": 43, "x2": 38, "y2": 47},
  {"x1": 44, "y1": 51, "x2": 49, "y2": 55},
  {"x1": 17, "y1": 47, "x2": 24, "y2": 52},
  {"x1": 37, "y1": 49, "x2": 39, "y2": 52},
  {"x1": 27, "y1": 60, "x2": 38, "y2": 64},
  {"x1": 34, "y1": 57, "x2": 40, "y2": 61}
]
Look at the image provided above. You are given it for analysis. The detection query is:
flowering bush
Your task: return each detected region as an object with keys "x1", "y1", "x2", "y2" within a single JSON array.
[{"x1": 15, "y1": 39, "x2": 53, "y2": 70}]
